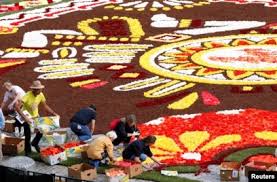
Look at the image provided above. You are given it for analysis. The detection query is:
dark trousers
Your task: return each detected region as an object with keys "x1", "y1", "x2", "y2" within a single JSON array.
[{"x1": 14, "y1": 120, "x2": 43, "y2": 154}]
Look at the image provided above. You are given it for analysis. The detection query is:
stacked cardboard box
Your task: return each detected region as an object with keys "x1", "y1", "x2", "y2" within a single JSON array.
[
  {"x1": 105, "y1": 168, "x2": 129, "y2": 182},
  {"x1": 2, "y1": 137, "x2": 24, "y2": 155},
  {"x1": 3, "y1": 120, "x2": 15, "y2": 133},
  {"x1": 244, "y1": 161, "x2": 276, "y2": 176},
  {"x1": 114, "y1": 161, "x2": 143, "y2": 178},
  {"x1": 40, "y1": 146, "x2": 67, "y2": 165},
  {"x1": 44, "y1": 130, "x2": 67, "y2": 146},
  {"x1": 220, "y1": 162, "x2": 240, "y2": 181},
  {"x1": 63, "y1": 142, "x2": 88, "y2": 158},
  {"x1": 68, "y1": 163, "x2": 97, "y2": 181}
]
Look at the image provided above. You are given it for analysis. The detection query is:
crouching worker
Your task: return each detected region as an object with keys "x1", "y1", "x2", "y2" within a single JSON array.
[
  {"x1": 70, "y1": 105, "x2": 96, "y2": 142},
  {"x1": 87, "y1": 131, "x2": 117, "y2": 168},
  {"x1": 112, "y1": 114, "x2": 140, "y2": 146},
  {"x1": 122, "y1": 135, "x2": 161, "y2": 167}
]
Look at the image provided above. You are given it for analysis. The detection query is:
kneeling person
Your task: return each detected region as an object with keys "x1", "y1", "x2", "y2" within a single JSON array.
[
  {"x1": 70, "y1": 105, "x2": 96, "y2": 142},
  {"x1": 113, "y1": 114, "x2": 140, "y2": 146},
  {"x1": 122, "y1": 135, "x2": 161, "y2": 165},
  {"x1": 87, "y1": 131, "x2": 117, "y2": 168}
]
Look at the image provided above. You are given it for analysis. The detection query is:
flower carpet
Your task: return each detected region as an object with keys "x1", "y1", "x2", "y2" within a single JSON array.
[{"x1": 0, "y1": 0, "x2": 277, "y2": 181}]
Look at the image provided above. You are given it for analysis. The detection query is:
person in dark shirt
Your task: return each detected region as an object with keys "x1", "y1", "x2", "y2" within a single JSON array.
[
  {"x1": 122, "y1": 135, "x2": 161, "y2": 165},
  {"x1": 70, "y1": 105, "x2": 96, "y2": 142},
  {"x1": 112, "y1": 114, "x2": 140, "y2": 146}
]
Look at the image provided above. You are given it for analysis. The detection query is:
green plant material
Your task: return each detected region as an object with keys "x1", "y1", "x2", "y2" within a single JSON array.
[
  {"x1": 165, "y1": 165, "x2": 200, "y2": 173},
  {"x1": 224, "y1": 147, "x2": 276, "y2": 162},
  {"x1": 60, "y1": 157, "x2": 84, "y2": 166},
  {"x1": 97, "y1": 164, "x2": 112, "y2": 174},
  {"x1": 135, "y1": 171, "x2": 199, "y2": 182}
]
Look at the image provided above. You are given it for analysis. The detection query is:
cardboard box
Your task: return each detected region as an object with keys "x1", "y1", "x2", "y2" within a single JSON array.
[
  {"x1": 220, "y1": 162, "x2": 240, "y2": 181},
  {"x1": 3, "y1": 120, "x2": 15, "y2": 133},
  {"x1": 68, "y1": 163, "x2": 97, "y2": 181},
  {"x1": 63, "y1": 143, "x2": 89, "y2": 158},
  {"x1": 41, "y1": 150, "x2": 67, "y2": 165},
  {"x1": 34, "y1": 116, "x2": 60, "y2": 133},
  {"x1": 114, "y1": 161, "x2": 143, "y2": 178},
  {"x1": 244, "y1": 161, "x2": 276, "y2": 176},
  {"x1": 2, "y1": 137, "x2": 24, "y2": 155},
  {"x1": 44, "y1": 130, "x2": 67, "y2": 146},
  {"x1": 105, "y1": 168, "x2": 129, "y2": 182}
]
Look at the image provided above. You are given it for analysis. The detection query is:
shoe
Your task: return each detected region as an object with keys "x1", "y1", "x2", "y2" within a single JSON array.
[
  {"x1": 14, "y1": 127, "x2": 20, "y2": 137},
  {"x1": 83, "y1": 138, "x2": 93, "y2": 144},
  {"x1": 31, "y1": 144, "x2": 40, "y2": 153},
  {"x1": 20, "y1": 127, "x2": 24, "y2": 137}
]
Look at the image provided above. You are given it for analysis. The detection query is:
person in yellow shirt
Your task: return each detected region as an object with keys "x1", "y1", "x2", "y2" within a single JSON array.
[
  {"x1": 87, "y1": 131, "x2": 117, "y2": 168},
  {"x1": 15, "y1": 80, "x2": 59, "y2": 155}
]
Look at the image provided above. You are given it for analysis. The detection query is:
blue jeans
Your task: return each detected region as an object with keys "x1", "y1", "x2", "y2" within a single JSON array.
[
  {"x1": 0, "y1": 109, "x2": 5, "y2": 130},
  {"x1": 89, "y1": 151, "x2": 108, "y2": 168},
  {"x1": 70, "y1": 122, "x2": 92, "y2": 141},
  {"x1": 89, "y1": 159, "x2": 100, "y2": 168},
  {"x1": 131, "y1": 153, "x2": 147, "y2": 162}
]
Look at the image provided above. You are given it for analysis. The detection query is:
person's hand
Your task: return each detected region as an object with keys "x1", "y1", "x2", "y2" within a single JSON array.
[
  {"x1": 133, "y1": 131, "x2": 140, "y2": 136},
  {"x1": 25, "y1": 118, "x2": 33, "y2": 125},
  {"x1": 111, "y1": 158, "x2": 118, "y2": 163},
  {"x1": 157, "y1": 162, "x2": 164, "y2": 166},
  {"x1": 8, "y1": 103, "x2": 14, "y2": 110},
  {"x1": 53, "y1": 113, "x2": 59, "y2": 117},
  {"x1": 142, "y1": 164, "x2": 152, "y2": 171}
]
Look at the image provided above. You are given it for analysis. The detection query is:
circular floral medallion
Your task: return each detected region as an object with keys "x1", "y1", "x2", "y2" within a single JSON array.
[{"x1": 140, "y1": 34, "x2": 277, "y2": 85}]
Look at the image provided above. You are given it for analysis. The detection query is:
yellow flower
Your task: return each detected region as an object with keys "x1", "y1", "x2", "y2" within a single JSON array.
[
  {"x1": 255, "y1": 131, "x2": 277, "y2": 140},
  {"x1": 179, "y1": 131, "x2": 210, "y2": 151},
  {"x1": 154, "y1": 135, "x2": 182, "y2": 152},
  {"x1": 199, "y1": 134, "x2": 241, "y2": 152}
]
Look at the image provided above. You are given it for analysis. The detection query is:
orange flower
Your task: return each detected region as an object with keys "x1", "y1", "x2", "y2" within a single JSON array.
[{"x1": 138, "y1": 108, "x2": 277, "y2": 165}]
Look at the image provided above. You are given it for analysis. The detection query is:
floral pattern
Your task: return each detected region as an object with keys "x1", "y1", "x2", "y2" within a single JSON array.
[
  {"x1": 138, "y1": 108, "x2": 277, "y2": 165},
  {"x1": 105, "y1": 0, "x2": 210, "y2": 11}
]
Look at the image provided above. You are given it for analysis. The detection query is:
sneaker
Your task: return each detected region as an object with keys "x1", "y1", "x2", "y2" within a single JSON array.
[
  {"x1": 20, "y1": 127, "x2": 24, "y2": 137},
  {"x1": 32, "y1": 144, "x2": 40, "y2": 153},
  {"x1": 83, "y1": 138, "x2": 93, "y2": 144},
  {"x1": 14, "y1": 127, "x2": 20, "y2": 137}
]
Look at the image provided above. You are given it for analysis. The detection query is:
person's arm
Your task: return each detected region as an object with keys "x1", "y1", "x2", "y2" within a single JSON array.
[
  {"x1": 8, "y1": 93, "x2": 21, "y2": 109},
  {"x1": 106, "y1": 140, "x2": 115, "y2": 162},
  {"x1": 117, "y1": 122, "x2": 128, "y2": 138},
  {"x1": 134, "y1": 156, "x2": 141, "y2": 163},
  {"x1": 91, "y1": 119, "x2": 95, "y2": 133},
  {"x1": 1, "y1": 93, "x2": 8, "y2": 109},
  {"x1": 1, "y1": 101, "x2": 5, "y2": 109},
  {"x1": 150, "y1": 156, "x2": 162, "y2": 165},
  {"x1": 42, "y1": 102, "x2": 58, "y2": 116},
  {"x1": 14, "y1": 100, "x2": 32, "y2": 124}
]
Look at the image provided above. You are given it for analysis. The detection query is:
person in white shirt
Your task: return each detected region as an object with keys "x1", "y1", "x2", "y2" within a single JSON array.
[{"x1": 1, "y1": 81, "x2": 26, "y2": 115}]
